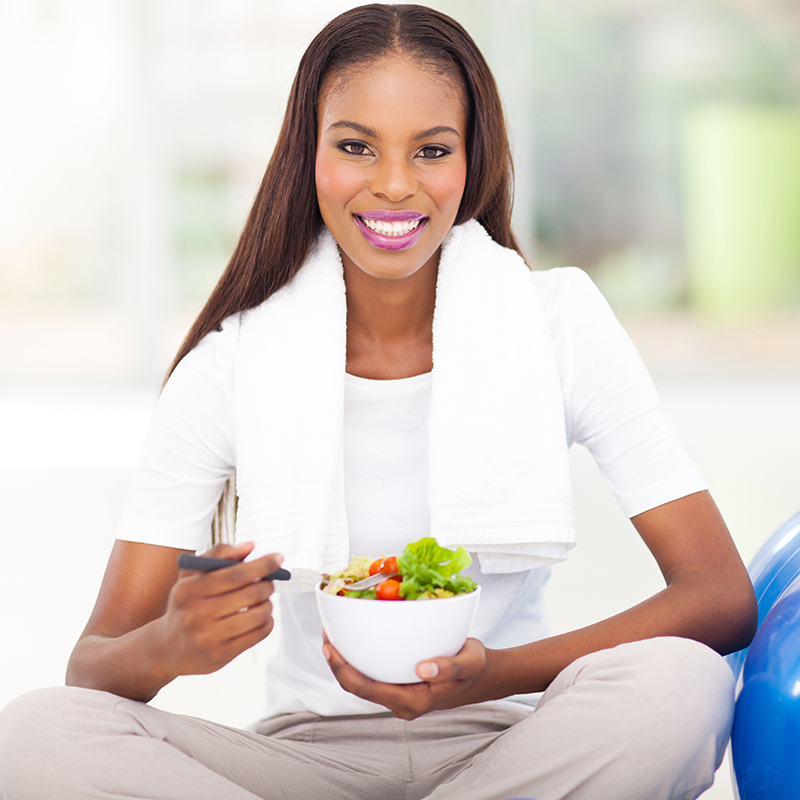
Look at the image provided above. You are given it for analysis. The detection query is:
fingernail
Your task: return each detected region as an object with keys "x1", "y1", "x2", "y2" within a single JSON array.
[
  {"x1": 417, "y1": 662, "x2": 438, "y2": 679},
  {"x1": 322, "y1": 645, "x2": 332, "y2": 662}
]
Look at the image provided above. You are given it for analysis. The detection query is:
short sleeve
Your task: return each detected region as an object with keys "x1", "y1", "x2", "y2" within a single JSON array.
[
  {"x1": 534, "y1": 267, "x2": 707, "y2": 517},
  {"x1": 115, "y1": 317, "x2": 239, "y2": 550}
]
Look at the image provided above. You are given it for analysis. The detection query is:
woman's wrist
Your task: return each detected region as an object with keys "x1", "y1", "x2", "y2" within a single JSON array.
[
  {"x1": 473, "y1": 645, "x2": 543, "y2": 702},
  {"x1": 141, "y1": 615, "x2": 183, "y2": 691},
  {"x1": 470, "y1": 639, "x2": 575, "y2": 703}
]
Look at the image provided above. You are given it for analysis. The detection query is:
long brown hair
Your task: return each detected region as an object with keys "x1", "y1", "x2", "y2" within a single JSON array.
[{"x1": 169, "y1": 4, "x2": 521, "y2": 542}]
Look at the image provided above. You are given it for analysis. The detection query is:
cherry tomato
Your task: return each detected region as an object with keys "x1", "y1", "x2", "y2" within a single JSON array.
[
  {"x1": 382, "y1": 556, "x2": 399, "y2": 575},
  {"x1": 376, "y1": 578, "x2": 403, "y2": 601},
  {"x1": 368, "y1": 558, "x2": 384, "y2": 576},
  {"x1": 369, "y1": 556, "x2": 400, "y2": 577}
]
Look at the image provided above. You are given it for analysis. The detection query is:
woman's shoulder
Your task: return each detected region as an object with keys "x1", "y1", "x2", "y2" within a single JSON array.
[
  {"x1": 529, "y1": 266, "x2": 613, "y2": 325},
  {"x1": 189, "y1": 313, "x2": 242, "y2": 362},
  {"x1": 165, "y1": 312, "x2": 242, "y2": 397},
  {"x1": 530, "y1": 265, "x2": 594, "y2": 296}
]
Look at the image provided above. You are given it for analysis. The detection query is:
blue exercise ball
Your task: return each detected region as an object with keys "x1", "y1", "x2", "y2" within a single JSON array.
[
  {"x1": 729, "y1": 509, "x2": 800, "y2": 800},
  {"x1": 731, "y1": 573, "x2": 800, "y2": 799},
  {"x1": 727, "y1": 510, "x2": 800, "y2": 679}
]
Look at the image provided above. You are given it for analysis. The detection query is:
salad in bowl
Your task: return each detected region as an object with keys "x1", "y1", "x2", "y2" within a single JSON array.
[
  {"x1": 320, "y1": 536, "x2": 478, "y2": 600},
  {"x1": 316, "y1": 538, "x2": 480, "y2": 683}
]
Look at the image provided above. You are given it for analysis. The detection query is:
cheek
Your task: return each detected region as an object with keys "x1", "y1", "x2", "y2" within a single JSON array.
[
  {"x1": 315, "y1": 157, "x2": 363, "y2": 212},
  {"x1": 428, "y1": 160, "x2": 468, "y2": 213}
]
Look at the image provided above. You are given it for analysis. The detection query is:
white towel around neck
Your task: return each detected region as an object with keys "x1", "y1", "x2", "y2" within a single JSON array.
[{"x1": 233, "y1": 220, "x2": 575, "y2": 591}]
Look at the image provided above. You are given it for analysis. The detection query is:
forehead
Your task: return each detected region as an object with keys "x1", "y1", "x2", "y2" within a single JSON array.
[{"x1": 318, "y1": 55, "x2": 467, "y2": 134}]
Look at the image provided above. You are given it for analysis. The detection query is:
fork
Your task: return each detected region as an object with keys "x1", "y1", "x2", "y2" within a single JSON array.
[{"x1": 343, "y1": 571, "x2": 400, "y2": 590}]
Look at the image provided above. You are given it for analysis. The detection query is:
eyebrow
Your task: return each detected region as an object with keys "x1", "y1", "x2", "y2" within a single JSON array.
[
  {"x1": 326, "y1": 121, "x2": 461, "y2": 139},
  {"x1": 326, "y1": 121, "x2": 378, "y2": 137},
  {"x1": 413, "y1": 125, "x2": 461, "y2": 140}
]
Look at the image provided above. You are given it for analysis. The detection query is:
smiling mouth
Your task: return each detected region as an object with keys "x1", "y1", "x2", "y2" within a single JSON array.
[
  {"x1": 353, "y1": 213, "x2": 429, "y2": 251},
  {"x1": 356, "y1": 216, "x2": 426, "y2": 237}
]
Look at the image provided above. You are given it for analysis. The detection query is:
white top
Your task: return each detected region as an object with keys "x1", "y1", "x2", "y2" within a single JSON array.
[
  {"x1": 117, "y1": 266, "x2": 706, "y2": 717},
  {"x1": 344, "y1": 372, "x2": 432, "y2": 559}
]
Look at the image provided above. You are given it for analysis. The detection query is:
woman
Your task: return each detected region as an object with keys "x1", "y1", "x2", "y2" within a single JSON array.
[{"x1": 0, "y1": 5, "x2": 756, "y2": 799}]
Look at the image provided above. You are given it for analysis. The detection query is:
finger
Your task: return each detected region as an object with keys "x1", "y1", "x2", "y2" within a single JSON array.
[
  {"x1": 251, "y1": 553, "x2": 286, "y2": 581},
  {"x1": 415, "y1": 639, "x2": 484, "y2": 683},
  {"x1": 213, "y1": 580, "x2": 275, "y2": 620},
  {"x1": 224, "y1": 621, "x2": 274, "y2": 655},
  {"x1": 217, "y1": 598, "x2": 275, "y2": 641},
  {"x1": 322, "y1": 642, "x2": 432, "y2": 715},
  {"x1": 323, "y1": 641, "x2": 378, "y2": 695},
  {"x1": 192, "y1": 612, "x2": 275, "y2": 673},
  {"x1": 323, "y1": 639, "x2": 409, "y2": 697},
  {"x1": 415, "y1": 661, "x2": 441, "y2": 680},
  {"x1": 203, "y1": 542, "x2": 256, "y2": 560},
  {"x1": 176, "y1": 542, "x2": 255, "y2": 581},
  {"x1": 192, "y1": 600, "x2": 274, "y2": 657},
  {"x1": 185, "y1": 554, "x2": 284, "y2": 598},
  {"x1": 322, "y1": 639, "x2": 348, "y2": 674}
]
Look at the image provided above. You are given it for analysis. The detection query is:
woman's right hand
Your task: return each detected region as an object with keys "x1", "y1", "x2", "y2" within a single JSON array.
[
  {"x1": 66, "y1": 540, "x2": 283, "y2": 702},
  {"x1": 163, "y1": 542, "x2": 282, "y2": 676}
]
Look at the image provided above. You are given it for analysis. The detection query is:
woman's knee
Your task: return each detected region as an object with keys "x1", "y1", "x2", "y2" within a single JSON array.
[
  {"x1": 623, "y1": 638, "x2": 735, "y2": 795},
  {"x1": 614, "y1": 637, "x2": 734, "y2": 730},
  {"x1": 538, "y1": 637, "x2": 735, "y2": 798},
  {"x1": 0, "y1": 686, "x2": 123, "y2": 799},
  {"x1": 1, "y1": 686, "x2": 81, "y2": 754},
  {"x1": 1, "y1": 685, "x2": 122, "y2": 739},
  {"x1": 568, "y1": 636, "x2": 733, "y2": 731},
  {"x1": 551, "y1": 636, "x2": 732, "y2": 703}
]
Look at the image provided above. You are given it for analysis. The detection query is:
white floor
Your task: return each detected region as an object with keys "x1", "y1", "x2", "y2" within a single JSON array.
[{"x1": 1, "y1": 375, "x2": 799, "y2": 798}]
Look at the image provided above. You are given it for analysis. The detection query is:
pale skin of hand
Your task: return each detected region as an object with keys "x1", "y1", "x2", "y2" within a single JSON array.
[
  {"x1": 322, "y1": 489, "x2": 758, "y2": 721},
  {"x1": 66, "y1": 540, "x2": 284, "y2": 703}
]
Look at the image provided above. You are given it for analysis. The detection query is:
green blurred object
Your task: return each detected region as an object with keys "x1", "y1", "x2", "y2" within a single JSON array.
[{"x1": 683, "y1": 105, "x2": 800, "y2": 314}]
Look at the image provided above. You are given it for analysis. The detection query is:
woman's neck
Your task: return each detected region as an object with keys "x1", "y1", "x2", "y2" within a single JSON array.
[{"x1": 343, "y1": 261, "x2": 436, "y2": 380}]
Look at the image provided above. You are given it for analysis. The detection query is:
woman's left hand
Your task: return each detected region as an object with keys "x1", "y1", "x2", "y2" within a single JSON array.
[{"x1": 322, "y1": 635, "x2": 491, "y2": 720}]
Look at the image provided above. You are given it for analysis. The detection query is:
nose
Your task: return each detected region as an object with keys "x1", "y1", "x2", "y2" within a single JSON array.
[{"x1": 369, "y1": 156, "x2": 417, "y2": 203}]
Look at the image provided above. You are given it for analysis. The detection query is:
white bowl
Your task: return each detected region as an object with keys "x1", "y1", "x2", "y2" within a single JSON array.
[{"x1": 315, "y1": 584, "x2": 481, "y2": 684}]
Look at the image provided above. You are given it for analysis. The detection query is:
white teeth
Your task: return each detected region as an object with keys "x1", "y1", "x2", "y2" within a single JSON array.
[{"x1": 360, "y1": 217, "x2": 422, "y2": 236}]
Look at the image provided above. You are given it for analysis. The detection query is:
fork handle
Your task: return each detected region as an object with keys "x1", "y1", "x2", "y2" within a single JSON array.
[{"x1": 177, "y1": 554, "x2": 291, "y2": 581}]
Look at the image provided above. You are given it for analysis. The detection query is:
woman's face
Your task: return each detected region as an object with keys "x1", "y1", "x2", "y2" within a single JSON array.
[{"x1": 315, "y1": 55, "x2": 468, "y2": 284}]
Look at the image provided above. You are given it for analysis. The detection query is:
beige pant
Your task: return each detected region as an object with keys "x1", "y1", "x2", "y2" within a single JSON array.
[{"x1": 0, "y1": 637, "x2": 734, "y2": 800}]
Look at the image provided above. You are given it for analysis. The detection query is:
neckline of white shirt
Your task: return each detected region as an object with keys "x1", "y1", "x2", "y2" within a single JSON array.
[{"x1": 345, "y1": 371, "x2": 432, "y2": 387}]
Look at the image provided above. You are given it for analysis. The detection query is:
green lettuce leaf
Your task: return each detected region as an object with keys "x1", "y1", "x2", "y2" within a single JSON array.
[{"x1": 397, "y1": 537, "x2": 477, "y2": 600}]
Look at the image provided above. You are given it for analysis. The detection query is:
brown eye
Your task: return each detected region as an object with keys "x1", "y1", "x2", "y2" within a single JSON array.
[
  {"x1": 419, "y1": 146, "x2": 448, "y2": 160},
  {"x1": 341, "y1": 142, "x2": 369, "y2": 156}
]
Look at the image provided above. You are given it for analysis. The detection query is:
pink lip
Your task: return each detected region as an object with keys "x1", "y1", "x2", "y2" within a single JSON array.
[
  {"x1": 358, "y1": 210, "x2": 427, "y2": 223},
  {"x1": 353, "y1": 213, "x2": 428, "y2": 251}
]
